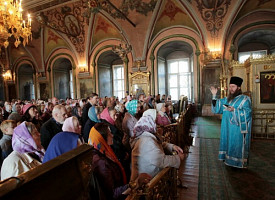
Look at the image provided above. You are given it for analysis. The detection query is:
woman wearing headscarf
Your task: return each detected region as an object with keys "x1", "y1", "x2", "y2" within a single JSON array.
[
  {"x1": 148, "y1": 97, "x2": 156, "y2": 109},
  {"x1": 1, "y1": 121, "x2": 45, "y2": 180},
  {"x1": 156, "y1": 103, "x2": 171, "y2": 126},
  {"x1": 88, "y1": 123, "x2": 128, "y2": 199},
  {"x1": 100, "y1": 107, "x2": 129, "y2": 180},
  {"x1": 43, "y1": 116, "x2": 83, "y2": 163},
  {"x1": 130, "y1": 109, "x2": 185, "y2": 182},
  {"x1": 22, "y1": 104, "x2": 42, "y2": 131},
  {"x1": 83, "y1": 106, "x2": 101, "y2": 143}
]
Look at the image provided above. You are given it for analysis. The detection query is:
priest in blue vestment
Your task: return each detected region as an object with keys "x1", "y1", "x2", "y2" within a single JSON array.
[{"x1": 210, "y1": 76, "x2": 252, "y2": 168}]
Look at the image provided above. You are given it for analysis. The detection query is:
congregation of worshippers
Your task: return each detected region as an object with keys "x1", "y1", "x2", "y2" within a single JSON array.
[{"x1": 0, "y1": 93, "x2": 186, "y2": 199}]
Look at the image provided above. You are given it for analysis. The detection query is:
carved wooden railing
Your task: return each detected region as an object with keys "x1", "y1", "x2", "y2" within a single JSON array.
[
  {"x1": 156, "y1": 105, "x2": 194, "y2": 153},
  {"x1": 126, "y1": 167, "x2": 177, "y2": 200}
]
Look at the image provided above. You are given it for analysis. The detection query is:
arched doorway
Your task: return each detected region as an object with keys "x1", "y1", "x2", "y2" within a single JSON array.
[
  {"x1": 52, "y1": 58, "x2": 73, "y2": 100},
  {"x1": 97, "y1": 51, "x2": 124, "y2": 98},
  {"x1": 157, "y1": 41, "x2": 194, "y2": 101},
  {"x1": 18, "y1": 64, "x2": 35, "y2": 101}
]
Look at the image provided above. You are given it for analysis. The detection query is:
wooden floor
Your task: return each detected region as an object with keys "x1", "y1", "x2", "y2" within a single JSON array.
[{"x1": 178, "y1": 124, "x2": 200, "y2": 200}]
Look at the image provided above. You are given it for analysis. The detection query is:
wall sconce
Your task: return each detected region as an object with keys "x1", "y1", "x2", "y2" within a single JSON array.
[
  {"x1": 2, "y1": 69, "x2": 12, "y2": 81},
  {"x1": 255, "y1": 74, "x2": 260, "y2": 83},
  {"x1": 78, "y1": 64, "x2": 87, "y2": 72}
]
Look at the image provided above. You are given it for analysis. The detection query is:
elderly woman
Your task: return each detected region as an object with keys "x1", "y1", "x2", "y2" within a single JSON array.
[
  {"x1": 88, "y1": 123, "x2": 128, "y2": 199},
  {"x1": 1, "y1": 121, "x2": 45, "y2": 180},
  {"x1": 156, "y1": 103, "x2": 171, "y2": 126},
  {"x1": 130, "y1": 109, "x2": 185, "y2": 182},
  {"x1": 43, "y1": 116, "x2": 83, "y2": 163}
]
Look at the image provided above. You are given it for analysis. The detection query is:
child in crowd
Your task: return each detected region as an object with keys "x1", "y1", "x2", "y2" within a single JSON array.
[{"x1": 0, "y1": 120, "x2": 16, "y2": 162}]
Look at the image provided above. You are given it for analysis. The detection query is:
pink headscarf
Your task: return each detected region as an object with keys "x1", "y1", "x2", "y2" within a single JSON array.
[
  {"x1": 62, "y1": 117, "x2": 80, "y2": 134},
  {"x1": 100, "y1": 108, "x2": 115, "y2": 125}
]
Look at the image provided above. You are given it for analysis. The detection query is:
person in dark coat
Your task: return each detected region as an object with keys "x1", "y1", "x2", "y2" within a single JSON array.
[
  {"x1": 81, "y1": 93, "x2": 99, "y2": 130},
  {"x1": 40, "y1": 105, "x2": 67, "y2": 150},
  {"x1": 88, "y1": 123, "x2": 128, "y2": 200},
  {"x1": 100, "y1": 107, "x2": 130, "y2": 181}
]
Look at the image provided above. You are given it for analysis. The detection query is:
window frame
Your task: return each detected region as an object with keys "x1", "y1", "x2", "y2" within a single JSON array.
[
  {"x1": 112, "y1": 64, "x2": 125, "y2": 100},
  {"x1": 167, "y1": 58, "x2": 193, "y2": 101}
]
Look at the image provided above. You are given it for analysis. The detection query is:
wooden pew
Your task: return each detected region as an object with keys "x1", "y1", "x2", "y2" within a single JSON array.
[
  {"x1": 126, "y1": 167, "x2": 177, "y2": 200},
  {"x1": 0, "y1": 144, "x2": 96, "y2": 200}
]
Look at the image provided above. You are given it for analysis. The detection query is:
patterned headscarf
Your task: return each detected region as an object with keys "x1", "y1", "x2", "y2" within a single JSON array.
[
  {"x1": 88, "y1": 106, "x2": 100, "y2": 123},
  {"x1": 133, "y1": 109, "x2": 157, "y2": 138},
  {"x1": 88, "y1": 126, "x2": 127, "y2": 184},
  {"x1": 126, "y1": 99, "x2": 138, "y2": 116},
  {"x1": 12, "y1": 121, "x2": 45, "y2": 161},
  {"x1": 100, "y1": 108, "x2": 115, "y2": 125}
]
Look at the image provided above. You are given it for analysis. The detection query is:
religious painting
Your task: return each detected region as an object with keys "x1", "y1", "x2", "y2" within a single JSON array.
[
  {"x1": 64, "y1": 14, "x2": 80, "y2": 36},
  {"x1": 260, "y1": 71, "x2": 275, "y2": 103},
  {"x1": 79, "y1": 78, "x2": 94, "y2": 98},
  {"x1": 129, "y1": 72, "x2": 150, "y2": 96},
  {"x1": 40, "y1": 83, "x2": 50, "y2": 101}
]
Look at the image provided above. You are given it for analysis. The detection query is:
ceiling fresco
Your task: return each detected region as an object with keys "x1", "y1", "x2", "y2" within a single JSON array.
[
  {"x1": 151, "y1": 0, "x2": 199, "y2": 41},
  {"x1": 91, "y1": 15, "x2": 124, "y2": 48}
]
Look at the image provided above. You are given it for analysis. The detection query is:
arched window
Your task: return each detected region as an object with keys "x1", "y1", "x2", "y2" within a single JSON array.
[
  {"x1": 157, "y1": 41, "x2": 194, "y2": 101},
  {"x1": 97, "y1": 51, "x2": 124, "y2": 98}
]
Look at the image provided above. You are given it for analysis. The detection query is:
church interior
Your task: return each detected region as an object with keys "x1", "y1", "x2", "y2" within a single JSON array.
[{"x1": 0, "y1": 0, "x2": 275, "y2": 199}]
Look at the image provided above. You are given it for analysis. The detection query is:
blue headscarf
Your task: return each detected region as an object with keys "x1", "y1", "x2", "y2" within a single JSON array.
[{"x1": 88, "y1": 106, "x2": 100, "y2": 123}]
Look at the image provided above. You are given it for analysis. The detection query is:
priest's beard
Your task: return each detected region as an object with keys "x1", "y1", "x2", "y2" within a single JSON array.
[{"x1": 227, "y1": 88, "x2": 242, "y2": 102}]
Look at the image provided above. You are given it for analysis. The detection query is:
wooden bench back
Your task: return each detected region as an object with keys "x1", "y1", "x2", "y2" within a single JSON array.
[{"x1": 0, "y1": 144, "x2": 95, "y2": 200}]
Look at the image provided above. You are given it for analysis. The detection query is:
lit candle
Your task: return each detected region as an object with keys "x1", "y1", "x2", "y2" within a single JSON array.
[
  {"x1": 23, "y1": 20, "x2": 25, "y2": 27},
  {"x1": 28, "y1": 13, "x2": 30, "y2": 25}
]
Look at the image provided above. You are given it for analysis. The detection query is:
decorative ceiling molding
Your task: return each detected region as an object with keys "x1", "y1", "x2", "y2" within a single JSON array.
[
  {"x1": 86, "y1": 0, "x2": 157, "y2": 27},
  {"x1": 37, "y1": 1, "x2": 87, "y2": 55},
  {"x1": 24, "y1": 0, "x2": 75, "y2": 13},
  {"x1": 195, "y1": 0, "x2": 231, "y2": 37}
]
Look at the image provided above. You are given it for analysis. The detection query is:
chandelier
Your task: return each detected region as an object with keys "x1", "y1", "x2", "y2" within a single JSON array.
[
  {"x1": 112, "y1": 42, "x2": 132, "y2": 59},
  {"x1": 0, "y1": 0, "x2": 32, "y2": 50}
]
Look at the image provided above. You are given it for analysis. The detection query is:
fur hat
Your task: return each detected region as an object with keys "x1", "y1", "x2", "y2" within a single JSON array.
[{"x1": 229, "y1": 76, "x2": 243, "y2": 87}]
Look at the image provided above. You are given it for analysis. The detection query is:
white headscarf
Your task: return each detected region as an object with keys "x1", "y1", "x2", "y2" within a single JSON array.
[{"x1": 142, "y1": 109, "x2": 157, "y2": 121}]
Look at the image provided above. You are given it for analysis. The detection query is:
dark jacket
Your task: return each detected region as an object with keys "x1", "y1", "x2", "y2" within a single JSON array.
[
  {"x1": 101, "y1": 120, "x2": 126, "y2": 162},
  {"x1": 91, "y1": 149, "x2": 128, "y2": 200},
  {"x1": 83, "y1": 119, "x2": 97, "y2": 143},
  {"x1": 81, "y1": 103, "x2": 92, "y2": 129},
  {"x1": 41, "y1": 111, "x2": 52, "y2": 123},
  {"x1": 40, "y1": 118, "x2": 63, "y2": 150}
]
